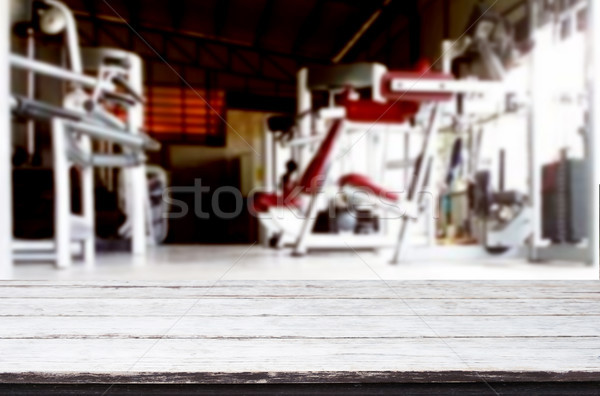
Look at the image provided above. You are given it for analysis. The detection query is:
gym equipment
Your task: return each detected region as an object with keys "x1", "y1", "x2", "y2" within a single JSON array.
[
  {"x1": 9, "y1": 0, "x2": 160, "y2": 268},
  {"x1": 440, "y1": 0, "x2": 593, "y2": 263},
  {"x1": 147, "y1": 166, "x2": 170, "y2": 244},
  {"x1": 542, "y1": 158, "x2": 587, "y2": 243},
  {"x1": 258, "y1": 56, "x2": 536, "y2": 262},
  {"x1": 256, "y1": 62, "x2": 453, "y2": 258},
  {"x1": 471, "y1": 170, "x2": 531, "y2": 254},
  {"x1": 257, "y1": 0, "x2": 595, "y2": 265},
  {"x1": 81, "y1": 47, "x2": 163, "y2": 251}
]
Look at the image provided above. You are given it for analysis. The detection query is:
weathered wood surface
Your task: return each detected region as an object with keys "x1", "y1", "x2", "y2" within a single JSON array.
[{"x1": 0, "y1": 281, "x2": 599, "y2": 385}]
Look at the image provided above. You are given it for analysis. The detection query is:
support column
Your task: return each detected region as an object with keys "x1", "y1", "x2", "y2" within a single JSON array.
[
  {"x1": 588, "y1": 0, "x2": 600, "y2": 269},
  {"x1": 52, "y1": 119, "x2": 70, "y2": 269},
  {"x1": 0, "y1": 0, "x2": 11, "y2": 277},
  {"x1": 127, "y1": 54, "x2": 147, "y2": 256},
  {"x1": 528, "y1": 0, "x2": 543, "y2": 262}
]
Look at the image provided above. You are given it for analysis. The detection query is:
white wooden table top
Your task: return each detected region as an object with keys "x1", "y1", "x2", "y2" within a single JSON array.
[{"x1": 1, "y1": 280, "x2": 599, "y2": 384}]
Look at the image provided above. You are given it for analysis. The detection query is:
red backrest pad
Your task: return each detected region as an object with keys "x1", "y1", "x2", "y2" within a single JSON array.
[
  {"x1": 342, "y1": 98, "x2": 419, "y2": 123},
  {"x1": 297, "y1": 119, "x2": 344, "y2": 194}
]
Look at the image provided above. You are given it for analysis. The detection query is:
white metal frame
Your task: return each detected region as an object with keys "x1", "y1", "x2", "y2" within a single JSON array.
[
  {"x1": 391, "y1": 105, "x2": 442, "y2": 263},
  {"x1": 12, "y1": 117, "x2": 95, "y2": 267},
  {"x1": 1, "y1": 0, "x2": 12, "y2": 277},
  {"x1": 588, "y1": 0, "x2": 599, "y2": 270},
  {"x1": 8, "y1": 2, "x2": 154, "y2": 268},
  {"x1": 286, "y1": 71, "x2": 532, "y2": 261},
  {"x1": 263, "y1": 65, "x2": 526, "y2": 260},
  {"x1": 50, "y1": 118, "x2": 94, "y2": 268},
  {"x1": 259, "y1": 104, "x2": 441, "y2": 257}
]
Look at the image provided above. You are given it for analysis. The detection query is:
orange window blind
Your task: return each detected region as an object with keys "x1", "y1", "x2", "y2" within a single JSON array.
[{"x1": 145, "y1": 86, "x2": 225, "y2": 144}]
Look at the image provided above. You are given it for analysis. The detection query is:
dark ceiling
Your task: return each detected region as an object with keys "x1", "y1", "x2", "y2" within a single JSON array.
[{"x1": 64, "y1": 0, "x2": 422, "y2": 103}]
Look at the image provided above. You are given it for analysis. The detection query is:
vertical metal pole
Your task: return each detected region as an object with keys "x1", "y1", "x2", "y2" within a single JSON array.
[
  {"x1": 0, "y1": 0, "x2": 12, "y2": 277},
  {"x1": 272, "y1": 133, "x2": 278, "y2": 191},
  {"x1": 426, "y1": 142, "x2": 438, "y2": 248},
  {"x1": 126, "y1": 54, "x2": 147, "y2": 256},
  {"x1": 392, "y1": 105, "x2": 441, "y2": 264},
  {"x1": 106, "y1": 141, "x2": 115, "y2": 192},
  {"x1": 80, "y1": 136, "x2": 95, "y2": 267},
  {"x1": 367, "y1": 130, "x2": 375, "y2": 179},
  {"x1": 442, "y1": 40, "x2": 453, "y2": 74},
  {"x1": 403, "y1": 132, "x2": 410, "y2": 189},
  {"x1": 261, "y1": 120, "x2": 275, "y2": 247},
  {"x1": 52, "y1": 119, "x2": 70, "y2": 269},
  {"x1": 263, "y1": 120, "x2": 274, "y2": 192},
  {"x1": 499, "y1": 149, "x2": 505, "y2": 192},
  {"x1": 528, "y1": 0, "x2": 542, "y2": 262},
  {"x1": 296, "y1": 68, "x2": 311, "y2": 171},
  {"x1": 292, "y1": 191, "x2": 323, "y2": 257},
  {"x1": 588, "y1": 0, "x2": 600, "y2": 268},
  {"x1": 26, "y1": 28, "x2": 35, "y2": 157}
]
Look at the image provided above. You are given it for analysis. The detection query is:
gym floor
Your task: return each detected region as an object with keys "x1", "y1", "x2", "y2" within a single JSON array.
[{"x1": 9, "y1": 245, "x2": 598, "y2": 280}]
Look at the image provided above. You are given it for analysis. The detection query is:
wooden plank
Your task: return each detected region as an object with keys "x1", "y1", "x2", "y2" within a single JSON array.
[
  {"x1": 1, "y1": 382, "x2": 598, "y2": 395},
  {"x1": 0, "y1": 281, "x2": 599, "y2": 386},
  {"x1": 1, "y1": 315, "x2": 599, "y2": 338},
  {"x1": 0, "y1": 338, "x2": 599, "y2": 377},
  {"x1": 0, "y1": 281, "x2": 599, "y2": 299},
  {"x1": 4, "y1": 280, "x2": 598, "y2": 287},
  {"x1": 2, "y1": 297, "x2": 600, "y2": 317},
  {"x1": 2, "y1": 279, "x2": 598, "y2": 291}
]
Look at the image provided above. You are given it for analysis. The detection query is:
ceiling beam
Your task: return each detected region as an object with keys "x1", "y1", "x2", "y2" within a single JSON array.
[
  {"x1": 329, "y1": 2, "x2": 382, "y2": 58},
  {"x1": 231, "y1": 48, "x2": 261, "y2": 75},
  {"x1": 407, "y1": 1, "x2": 420, "y2": 64},
  {"x1": 169, "y1": 0, "x2": 186, "y2": 31},
  {"x1": 214, "y1": 0, "x2": 230, "y2": 37},
  {"x1": 71, "y1": 9, "x2": 330, "y2": 65},
  {"x1": 119, "y1": 0, "x2": 141, "y2": 28},
  {"x1": 77, "y1": 21, "x2": 297, "y2": 86},
  {"x1": 292, "y1": 0, "x2": 327, "y2": 54},
  {"x1": 125, "y1": 0, "x2": 142, "y2": 48},
  {"x1": 253, "y1": 0, "x2": 276, "y2": 48},
  {"x1": 82, "y1": 0, "x2": 99, "y2": 46},
  {"x1": 334, "y1": 0, "x2": 415, "y2": 63},
  {"x1": 331, "y1": 0, "x2": 392, "y2": 63},
  {"x1": 372, "y1": 23, "x2": 408, "y2": 59}
]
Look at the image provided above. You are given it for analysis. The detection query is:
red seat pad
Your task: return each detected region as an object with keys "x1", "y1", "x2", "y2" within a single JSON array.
[
  {"x1": 342, "y1": 99, "x2": 418, "y2": 123},
  {"x1": 339, "y1": 173, "x2": 400, "y2": 202}
]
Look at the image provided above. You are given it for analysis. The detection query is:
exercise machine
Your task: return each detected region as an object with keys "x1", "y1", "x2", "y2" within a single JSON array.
[
  {"x1": 9, "y1": 0, "x2": 160, "y2": 268},
  {"x1": 256, "y1": 62, "x2": 454, "y2": 258},
  {"x1": 257, "y1": 0, "x2": 597, "y2": 265}
]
